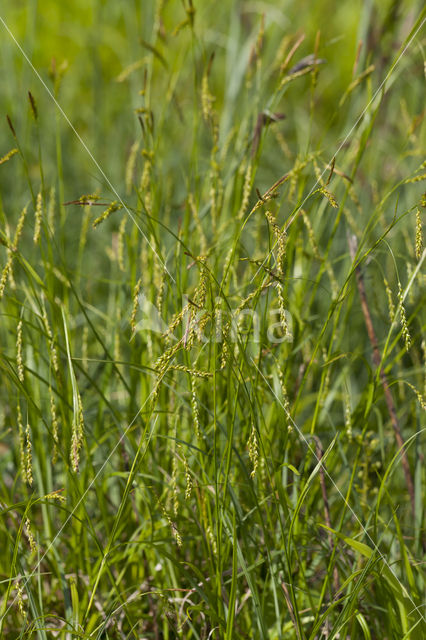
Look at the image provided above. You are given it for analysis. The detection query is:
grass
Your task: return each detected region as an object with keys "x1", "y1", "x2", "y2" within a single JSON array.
[{"x1": 0, "y1": 1, "x2": 425, "y2": 638}]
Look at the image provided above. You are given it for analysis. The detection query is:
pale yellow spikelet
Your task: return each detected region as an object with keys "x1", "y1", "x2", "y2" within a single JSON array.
[
  {"x1": 0, "y1": 148, "x2": 18, "y2": 165},
  {"x1": 201, "y1": 71, "x2": 215, "y2": 123},
  {"x1": 169, "y1": 364, "x2": 212, "y2": 378},
  {"x1": 207, "y1": 524, "x2": 217, "y2": 555},
  {"x1": 25, "y1": 420, "x2": 33, "y2": 487},
  {"x1": 302, "y1": 210, "x2": 321, "y2": 260},
  {"x1": 33, "y1": 191, "x2": 43, "y2": 244},
  {"x1": 405, "y1": 382, "x2": 425, "y2": 411},
  {"x1": 16, "y1": 320, "x2": 24, "y2": 383},
  {"x1": 237, "y1": 162, "x2": 252, "y2": 219},
  {"x1": 152, "y1": 342, "x2": 182, "y2": 406},
  {"x1": 113, "y1": 325, "x2": 121, "y2": 363},
  {"x1": 190, "y1": 377, "x2": 201, "y2": 440},
  {"x1": 193, "y1": 258, "x2": 208, "y2": 306},
  {"x1": 75, "y1": 193, "x2": 101, "y2": 205},
  {"x1": 77, "y1": 392, "x2": 84, "y2": 443},
  {"x1": 273, "y1": 34, "x2": 292, "y2": 72},
  {"x1": 277, "y1": 283, "x2": 291, "y2": 338},
  {"x1": 172, "y1": 522, "x2": 182, "y2": 547},
  {"x1": 248, "y1": 424, "x2": 259, "y2": 478},
  {"x1": 220, "y1": 328, "x2": 230, "y2": 369},
  {"x1": 45, "y1": 489, "x2": 66, "y2": 502},
  {"x1": 415, "y1": 209, "x2": 423, "y2": 261},
  {"x1": 279, "y1": 65, "x2": 316, "y2": 89},
  {"x1": 344, "y1": 392, "x2": 352, "y2": 440},
  {"x1": 24, "y1": 517, "x2": 37, "y2": 553},
  {"x1": 219, "y1": 298, "x2": 235, "y2": 369},
  {"x1": 48, "y1": 58, "x2": 69, "y2": 94},
  {"x1": 48, "y1": 186, "x2": 56, "y2": 229},
  {"x1": 277, "y1": 363, "x2": 292, "y2": 432},
  {"x1": 155, "y1": 267, "x2": 166, "y2": 317},
  {"x1": 172, "y1": 445, "x2": 178, "y2": 516},
  {"x1": 264, "y1": 211, "x2": 291, "y2": 338},
  {"x1": 154, "y1": 341, "x2": 181, "y2": 374},
  {"x1": 160, "y1": 499, "x2": 182, "y2": 547},
  {"x1": 140, "y1": 150, "x2": 154, "y2": 211},
  {"x1": 130, "y1": 277, "x2": 143, "y2": 334},
  {"x1": 264, "y1": 210, "x2": 287, "y2": 275},
  {"x1": 236, "y1": 287, "x2": 262, "y2": 316},
  {"x1": 14, "y1": 205, "x2": 28, "y2": 246},
  {"x1": 0, "y1": 254, "x2": 13, "y2": 300},
  {"x1": 49, "y1": 386, "x2": 59, "y2": 464},
  {"x1": 125, "y1": 140, "x2": 140, "y2": 194},
  {"x1": 117, "y1": 216, "x2": 127, "y2": 271},
  {"x1": 70, "y1": 392, "x2": 84, "y2": 473},
  {"x1": 258, "y1": 452, "x2": 268, "y2": 489},
  {"x1": 0, "y1": 206, "x2": 28, "y2": 299},
  {"x1": 404, "y1": 173, "x2": 426, "y2": 184},
  {"x1": 116, "y1": 59, "x2": 146, "y2": 83},
  {"x1": 264, "y1": 208, "x2": 278, "y2": 228},
  {"x1": 16, "y1": 580, "x2": 27, "y2": 620},
  {"x1": 196, "y1": 310, "x2": 210, "y2": 340},
  {"x1": 52, "y1": 266, "x2": 69, "y2": 286},
  {"x1": 17, "y1": 404, "x2": 27, "y2": 484},
  {"x1": 164, "y1": 302, "x2": 190, "y2": 343},
  {"x1": 397, "y1": 282, "x2": 411, "y2": 350},
  {"x1": 181, "y1": 259, "x2": 209, "y2": 349},
  {"x1": 384, "y1": 277, "x2": 395, "y2": 323},
  {"x1": 92, "y1": 201, "x2": 122, "y2": 228},
  {"x1": 221, "y1": 246, "x2": 235, "y2": 290},
  {"x1": 42, "y1": 306, "x2": 60, "y2": 376},
  {"x1": 182, "y1": 450, "x2": 193, "y2": 500},
  {"x1": 319, "y1": 186, "x2": 339, "y2": 208},
  {"x1": 328, "y1": 267, "x2": 339, "y2": 299}
]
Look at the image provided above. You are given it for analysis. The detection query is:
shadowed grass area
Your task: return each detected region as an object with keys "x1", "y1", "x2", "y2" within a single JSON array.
[{"x1": 0, "y1": 1, "x2": 425, "y2": 638}]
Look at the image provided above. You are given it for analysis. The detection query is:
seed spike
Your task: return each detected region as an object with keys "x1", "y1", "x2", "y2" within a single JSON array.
[
  {"x1": 326, "y1": 157, "x2": 335, "y2": 186},
  {"x1": 28, "y1": 91, "x2": 38, "y2": 120},
  {"x1": 6, "y1": 115, "x2": 17, "y2": 138}
]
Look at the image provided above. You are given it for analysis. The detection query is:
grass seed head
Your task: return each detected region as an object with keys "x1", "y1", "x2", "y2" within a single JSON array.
[
  {"x1": 24, "y1": 517, "x2": 37, "y2": 553},
  {"x1": 33, "y1": 192, "x2": 43, "y2": 244},
  {"x1": 248, "y1": 424, "x2": 259, "y2": 478},
  {"x1": 0, "y1": 147, "x2": 18, "y2": 165},
  {"x1": 25, "y1": 421, "x2": 33, "y2": 486},
  {"x1": 397, "y1": 282, "x2": 411, "y2": 351},
  {"x1": 92, "y1": 201, "x2": 122, "y2": 228},
  {"x1": 415, "y1": 209, "x2": 423, "y2": 260},
  {"x1": 384, "y1": 278, "x2": 395, "y2": 323},
  {"x1": 16, "y1": 320, "x2": 25, "y2": 383},
  {"x1": 17, "y1": 404, "x2": 27, "y2": 484}
]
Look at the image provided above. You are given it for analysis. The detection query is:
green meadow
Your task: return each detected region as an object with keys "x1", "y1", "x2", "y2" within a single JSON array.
[{"x1": 0, "y1": 1, "x2": 425, "y2": 638}]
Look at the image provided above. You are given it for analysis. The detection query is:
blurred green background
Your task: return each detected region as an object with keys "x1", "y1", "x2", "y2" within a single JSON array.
[{"x1": 1, "y1": 0, "x2": 423, "y2": 208}]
